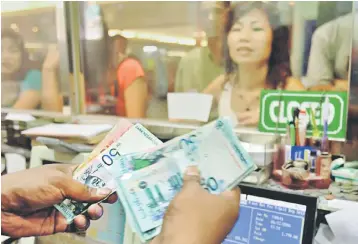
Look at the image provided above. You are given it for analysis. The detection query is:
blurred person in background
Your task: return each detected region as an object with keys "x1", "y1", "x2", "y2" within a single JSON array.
[
  {"x1": 204, "y1": 1, "x2": 304, "y2": 126},
  {"x1": 82, "y1": 3, "x2": 147, "y2": 118},
  {"x1": 174, "y1": 2, "x2": 225, "y2": 93},
  {"x1": 107, "y1": 34, "x2": 148, "y2": 118},
  {"x1": 1, "y1": 29, "x2": 62, "y2": 111},
  {"x1": 306, "y1": 12, "x2": 356, "y2": 91}
]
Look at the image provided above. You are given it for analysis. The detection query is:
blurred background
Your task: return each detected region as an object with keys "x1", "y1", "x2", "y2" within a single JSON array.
[{"x1": 1, "y1": 0, "x2": 357, "y2": 139}]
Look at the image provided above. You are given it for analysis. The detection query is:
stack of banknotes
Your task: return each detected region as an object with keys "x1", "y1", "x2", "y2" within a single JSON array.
[{"x1": 55, "y1": 117, "x2": 257, "y2": 242}]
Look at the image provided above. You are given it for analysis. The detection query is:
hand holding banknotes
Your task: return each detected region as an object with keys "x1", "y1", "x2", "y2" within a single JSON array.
[
  {"x1": 151, "y1": 166, "x2": 241, "y2": 244},
  {"x1": 1, "y1": 164, "x2": 118, "y2": 238}
]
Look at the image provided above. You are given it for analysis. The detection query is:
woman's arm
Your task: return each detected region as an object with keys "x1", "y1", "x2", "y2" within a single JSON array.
[
  {"x1": 13, "y1": 70, "x2": 42, "y2": 110},
  {"x1": 13, "y1": 90, "x2": 41, "y2": 110},
  {"x1": 124, "y1": 77, "x2": 148, "y2": 118},
  {"x1": 41, "y1": 47, "x2": 63, "y2": 112},
  {"x1": 307, "y1": 79, "x2": 348, "y2": 92},
  {"x1": 41, "y1": 68, "x2": 63, "y2": 112}
]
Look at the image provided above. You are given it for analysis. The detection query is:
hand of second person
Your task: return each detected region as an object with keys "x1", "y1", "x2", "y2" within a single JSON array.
[
  {"x1": 1, "y1": 164, "x2": 118, "y2": 238},
  {"x1": 237, "y1": 108, "x2": 260, "y2": 126},
  {"x1": 151, "y1": 166, "x2": 241, "y2": 244},
  {"x1": 42, "y1": 45, "x2": 60, "y2": 71}
]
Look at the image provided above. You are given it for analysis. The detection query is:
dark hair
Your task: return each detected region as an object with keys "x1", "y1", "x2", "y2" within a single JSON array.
[
  {"x1": 1, "y1": 28, "x2": 39, "y2": 81},
  {"x1": 224, "y1": 1, "x2": 292, "y2": 89}
]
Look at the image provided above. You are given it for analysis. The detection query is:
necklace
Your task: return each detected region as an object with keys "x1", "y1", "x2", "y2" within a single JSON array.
[{"x1": 231, "y1": 87, "x2": 261, "y2": 113}]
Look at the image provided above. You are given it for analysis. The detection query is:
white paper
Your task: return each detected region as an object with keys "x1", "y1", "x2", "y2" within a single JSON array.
[
  {"x1": 326, "y1": 198, "x2": 358, "y2": 210},
  {"x1": 1, "y1": 235, "x2": 10, "y2": 242},
  {"x1": 314, "y1": 224, "x2": 335, "y2": 244},
  {"x1": 167, "y1": 93, "x2": 213, "y2": 122},
  {"x1": 326, "y1": 208, "x2": 358, "y2": 244},
  {"x1": 5, "y1": 113, "x2": 36, "y2": 122},
  {"x1": 22, "y1": 123, "x2": 113, "y2": 139},
  {"x1": 5, "y1": 153, "x2": 27, "y2": 173}
]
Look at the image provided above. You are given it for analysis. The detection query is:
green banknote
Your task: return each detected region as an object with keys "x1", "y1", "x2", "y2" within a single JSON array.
[
  {"x1": 115, "y1": 117, "x2": 257, "y2": 242},
  {"x1": 55, "y1": 123, "x2": 162, "y2": 223}
]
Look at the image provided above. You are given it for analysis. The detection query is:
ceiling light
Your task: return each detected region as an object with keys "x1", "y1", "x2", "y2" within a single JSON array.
[
  {"x1": 143, "y1": 46, "x2": 158, "y2": 53},
  {"x1": 10, "y1": 23, "x2": 19, "y2": 32},
  {"x1": 10, "y1": 23, "x2": 18, "y2": 29},
  {"x1": 108, "y1": 29, "x2": 198, "y2": 46}
]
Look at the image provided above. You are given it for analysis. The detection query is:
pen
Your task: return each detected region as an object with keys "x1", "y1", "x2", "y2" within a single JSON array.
[
  {"x1": 298, "y1": 109, "x2": 308, "y2": 146},
  {"x1": 293, "y1": 108, "x2": 300, "y2": 146},
  {"x1": 289, "y1": 121, "x2": 295, "y2": 146},
  {"x1": 321, "y1": 97, "x2": 330, "y2": 152},
  {"x1": 309, "y1": 105, "x2": 321, "y2": 139}
]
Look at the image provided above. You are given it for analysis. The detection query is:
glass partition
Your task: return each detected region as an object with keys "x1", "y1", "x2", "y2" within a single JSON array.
[
  {"x1": 1, "y1": 1, "x2": 70, "y2": 113},
  {"x1": 344, "y1": 1, "x2": 358, "y2": 160},
  {"x1": 78, "y1": 1, "x2": 204, "y2": 118},
  {"x1": 75, "y1": 1, "x2": 353, "y2": 136}
]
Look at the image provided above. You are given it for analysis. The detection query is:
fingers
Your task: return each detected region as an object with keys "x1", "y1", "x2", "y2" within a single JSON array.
[
  {"x1": 104, "y1": 192, "x2": 118, "y2": 204},
  {"x1": 57, "y1": 178, "x2": 112, "y2": 203},
  {"x1": 71, "y1": 204, "x2": 106, "y2": 232},
  {"x1": 238, "y1": 113, "x2": 258, "y2": 126},
  {"x1": 237, "y1": 112, "x2": 251, "y2": 121},
  {"x1": 240, "y1": 117, "x2": 258, "y2": 126},
  {"x1": 87, "y1": 204, "x2": 103, "y2": 220},
  {"x1": 73, "y1": 215, "x2": 90, "y2": 231},
  {"x1": 55, "y1": 164, "x2": 118, "y2": 203},
  {"x1": 236, "y1": 109, "x2": 260, "y2": 126},
  {"x1": 61, "y1": 205, "x2": 105, "y2": 234},
  {"x1": 183, "y1": 166, "x2": 201, "y2": 186},
  {"x1": 55, "y1": 163, "x2": 78, "y2": 175}
]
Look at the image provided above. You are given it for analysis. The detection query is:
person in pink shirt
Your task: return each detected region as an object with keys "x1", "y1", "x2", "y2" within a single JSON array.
[{"x1": 109, "y1": 34, "x2": 148, "y2": 118}]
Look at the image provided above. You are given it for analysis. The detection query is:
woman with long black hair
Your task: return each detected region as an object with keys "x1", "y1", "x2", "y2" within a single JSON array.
[
  {"x1": 205, "y1": 1, "x2": 305, "y2": 126},
  {"x1": 1, "y1": 28, "x2": 62, "y2": 111}
]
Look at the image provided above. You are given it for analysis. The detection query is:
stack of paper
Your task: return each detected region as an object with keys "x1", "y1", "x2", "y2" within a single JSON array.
[
  {"x1": 22, "y1": 123, "x2": 113, "y2": 144},
  {"x1": 55, "y1": 118, "x2": 256, "y2": 242}
]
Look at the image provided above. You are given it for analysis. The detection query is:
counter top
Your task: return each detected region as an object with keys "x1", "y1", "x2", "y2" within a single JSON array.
[{"x1": 241, "y1": 179, "x2": 358, "y2": 212}]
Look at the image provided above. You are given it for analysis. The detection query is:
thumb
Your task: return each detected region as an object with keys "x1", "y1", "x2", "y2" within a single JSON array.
[
  {"x1": 183, "y1": 166, "x2": 201, "y2": 186},
  {"x1": 58, "y1": 178, "x2": 112, "y2": 203},
  {"x1": 221, "y1": 186, "x2": 241, "y2": 204}
]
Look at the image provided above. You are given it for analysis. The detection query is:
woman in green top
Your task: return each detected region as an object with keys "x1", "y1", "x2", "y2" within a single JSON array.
[{"x1": 1, "y1": 29, "x2": 62, "y2": 111}]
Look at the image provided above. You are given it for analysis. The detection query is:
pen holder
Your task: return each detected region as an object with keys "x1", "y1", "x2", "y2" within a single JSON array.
[
  {"x1": 290, "y1": 146, "x2": 315, "y2": 161},
  {"x1": 281, "y1": 160, "x2": 310, "y2": 189}
]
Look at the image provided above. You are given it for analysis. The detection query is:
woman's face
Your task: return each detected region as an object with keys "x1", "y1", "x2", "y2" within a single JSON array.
[
  {"x1": 1, "y1": 37, "x2": 22, "y2": 75},
  {"x1": 227, "y1": 8, "x2": 273, "y2": 65}
]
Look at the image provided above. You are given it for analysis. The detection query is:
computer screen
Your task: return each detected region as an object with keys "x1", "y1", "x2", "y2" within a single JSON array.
[{"x1": 223, "y1": 194, "x2": 307, "y2": 244}]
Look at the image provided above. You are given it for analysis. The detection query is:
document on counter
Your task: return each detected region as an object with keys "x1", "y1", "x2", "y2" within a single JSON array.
[
  {"x1": 5, "y1": 153, "x2": 27, "y2": 173},
  {"x1": 167, "y1": 93, "x2": 213, "y2": 122},
  {"x1": 5, "y1": 113, "x2": 36, "y2": 122},
  {"x1": 323, "y1": 208, "x2": 358, "y2": 244},
  {"x1": 22, "y1": 123, "x2": 113, "y2": 139},
  {"x1": 314, "y1": 224, "x2": 335, "y2": 244},
  {"x1": 1, "y1": 235, "x2": 10, "y2": 242}
]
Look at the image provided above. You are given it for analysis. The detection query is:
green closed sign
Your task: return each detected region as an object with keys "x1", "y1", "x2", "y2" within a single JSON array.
[{"x1": 258, "y1": 90, "x2": 348, "y2": 140}]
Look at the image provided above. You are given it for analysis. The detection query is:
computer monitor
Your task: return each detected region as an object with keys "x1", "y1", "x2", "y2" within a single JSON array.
[{"x1": 223, "y1": 185, "x2": 317, "y2": 244}]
